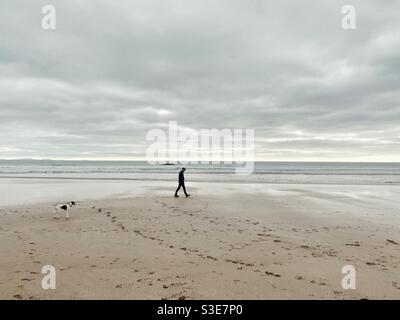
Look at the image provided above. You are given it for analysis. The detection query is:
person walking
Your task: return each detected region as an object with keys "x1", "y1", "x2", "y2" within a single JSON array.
[{"x1": 175, "y1": 167, "x2": 190, "y2": 197}]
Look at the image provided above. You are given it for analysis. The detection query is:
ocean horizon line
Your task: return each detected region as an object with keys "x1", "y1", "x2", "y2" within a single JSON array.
[{"x1": 1, "y1": 158, "x2": 400, "y2": 164}]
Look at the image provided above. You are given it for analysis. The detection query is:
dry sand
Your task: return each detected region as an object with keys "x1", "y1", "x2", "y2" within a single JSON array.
[{"x1": 1, "y1": 186, "x2": 399, "y2": 299}]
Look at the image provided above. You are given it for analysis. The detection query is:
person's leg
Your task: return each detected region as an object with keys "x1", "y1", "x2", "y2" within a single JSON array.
[
  {"x1": 175, "y1": 183, "x2": 182, "y2": 197},
  {"x1": 182, "y1": 183, "x2": 189, "y2": 197}
]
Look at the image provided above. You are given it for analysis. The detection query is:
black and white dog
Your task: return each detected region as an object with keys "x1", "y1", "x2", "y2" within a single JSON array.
[{"x1": 53, "y1": 201, "x2": 76, "y2": 219}]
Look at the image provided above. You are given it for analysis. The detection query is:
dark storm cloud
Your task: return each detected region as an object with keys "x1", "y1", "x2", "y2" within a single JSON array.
[{"x1": 0, "y1": 0, "x2": 399, "y2": 160}]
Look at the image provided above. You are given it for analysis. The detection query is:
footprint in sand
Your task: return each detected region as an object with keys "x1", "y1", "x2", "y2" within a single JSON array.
[
  {"x1": 265, "y1": 271, "x2": 281, "y2": 278},
  {"x1": 345, "y1": 242, "x2": 360, "y2": 247},
  {"x1": 60, "y1": 266, "x2": 72, "y2": 271}
]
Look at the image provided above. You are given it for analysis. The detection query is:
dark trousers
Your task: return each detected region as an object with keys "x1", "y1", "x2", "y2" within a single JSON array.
[{"x1": 175, "y1": 182, "x2": 188, "y2": 196}]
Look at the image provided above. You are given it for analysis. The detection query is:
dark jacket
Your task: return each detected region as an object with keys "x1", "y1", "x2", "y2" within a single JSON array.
[{"x1": 178, "y1": 171, "x2": 185, "y2": 184}]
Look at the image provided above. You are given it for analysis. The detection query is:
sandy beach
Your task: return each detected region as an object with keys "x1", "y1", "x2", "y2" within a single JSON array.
[
  {"x1": 2, "y1": 0, "x2": 400, "y2": 305},
  {"x1": 1, "y1": 183, "x2": 399, "y2": 300}
]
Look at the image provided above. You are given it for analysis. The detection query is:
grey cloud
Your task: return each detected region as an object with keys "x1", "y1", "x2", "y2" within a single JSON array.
[{"x1": 0, "y1": 0, "x2": 399, "y2": 160}]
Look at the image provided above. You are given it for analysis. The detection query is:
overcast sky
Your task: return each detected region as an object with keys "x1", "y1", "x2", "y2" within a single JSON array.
[{"x1": 0, "y1": 0, "x2": 399, "y2": 161}]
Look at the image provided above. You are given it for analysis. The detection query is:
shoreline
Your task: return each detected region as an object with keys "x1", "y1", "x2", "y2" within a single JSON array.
[{"x1": 2, "y1": 178, "x2": 400, "y2": 207}]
